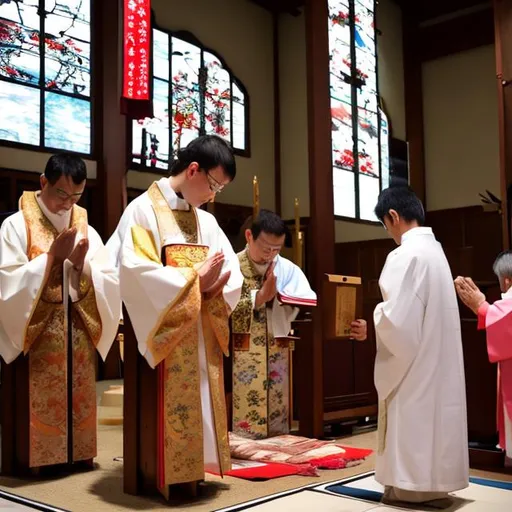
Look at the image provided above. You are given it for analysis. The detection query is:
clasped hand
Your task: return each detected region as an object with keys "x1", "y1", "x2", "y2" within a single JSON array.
[
  {"x1": 196, "y1": 251, "x2": 231, "y2": 300},
  {"x1": 454, "y1": 276, "x2": 486, "y2": 314},
  {"x1": 255, "y1": 262, "x2": 277, "y2": 308},
  {"x1": 48, "y1": 227, "x2": 89, "y2": 273}
]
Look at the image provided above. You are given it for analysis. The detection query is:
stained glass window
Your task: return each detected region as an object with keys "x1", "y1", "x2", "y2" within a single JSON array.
[
  {"x1": 0, "y1": 0, "x2": 92, "y2": 154},
  {"x1": 329, "y1": 0, "x2": 390, "y2": 222},
  {"x1": 132, "y1": 29, "x2": 249, "y2": 171}
]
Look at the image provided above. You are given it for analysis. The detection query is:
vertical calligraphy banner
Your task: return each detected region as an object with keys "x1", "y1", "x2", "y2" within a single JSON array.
[{"x1": 121, "y1": 0, "x2": 153, "y2": 119}]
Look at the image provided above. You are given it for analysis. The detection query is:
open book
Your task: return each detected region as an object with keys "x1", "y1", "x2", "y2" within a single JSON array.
[{"x1": 277, "y1": 292, "x2": 317, "y2": 307}]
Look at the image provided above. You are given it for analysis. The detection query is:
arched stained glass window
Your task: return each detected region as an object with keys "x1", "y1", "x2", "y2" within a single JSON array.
[
  {"x1": 0, "y1": 0, "x2": 92, "y2": 155},
  {"x1": 329, "y1": 0, "x2": 390, "y2": 222},
  {"x1": 132, "y1": 29, "x2": 249, "y2": 172}
]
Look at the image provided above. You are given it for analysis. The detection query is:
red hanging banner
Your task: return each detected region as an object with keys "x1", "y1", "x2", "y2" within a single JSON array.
[{"x1": 122, "y1": 0, "x2": 151, "y2": 110}]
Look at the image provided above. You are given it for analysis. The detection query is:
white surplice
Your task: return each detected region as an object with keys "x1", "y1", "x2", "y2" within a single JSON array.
[
  {"x1": 0, "y1": 193, "x2": 121, "y2": 364},
  {"x1": 108, "y1": 177, "x2": 243, "y2": 473},
  {"x1": 374, "y1": 227, "x2": 469, "y2": 493},
  {"x1": 247, "y1": 253, "x2": 316, "y2": 337}
]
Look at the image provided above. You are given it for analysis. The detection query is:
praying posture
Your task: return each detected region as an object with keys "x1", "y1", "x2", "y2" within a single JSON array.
[
  {"x1": 230, "y1": 210, "x2": 366, "y2": 439},
  {"x1": 108, "y1": 135, "x2": 243, "y2": 497},
  {"x1": 0, "y1": 153, "x2": 120, "y2": 471},
  {"x1": 373, "y1": 186, "x2": 469, "y2": 507},
  {"x1": 455, "y1": 252, "x2": 512, "y2": 467}
]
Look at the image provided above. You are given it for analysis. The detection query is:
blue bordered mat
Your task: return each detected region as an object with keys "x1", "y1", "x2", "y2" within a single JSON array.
[
  {"x1": 0, "y1": 488, "x2": 69, "y2": 512},
  {"x1": 215, "y1": 471, "x2": 512, "y2": 511}
]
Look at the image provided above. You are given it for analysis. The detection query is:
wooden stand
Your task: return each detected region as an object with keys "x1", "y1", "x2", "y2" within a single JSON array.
[
  {"x1": 122, "y1": 305, "x2": 159, "y2": 496},
  {"x1": 1, "y1": 356, "x2": 30, "y2": 476}
]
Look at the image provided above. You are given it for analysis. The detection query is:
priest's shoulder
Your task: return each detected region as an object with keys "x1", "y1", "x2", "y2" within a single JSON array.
[
  {"x1": 0, "y1": 210, "x2": 24, "y2": 234},
  {"x1": 195, "y1": 207, "x2": 221, "y2": 228},
  {"x1": 275, "y1": 254, "x2": 304, "y2": 275}
]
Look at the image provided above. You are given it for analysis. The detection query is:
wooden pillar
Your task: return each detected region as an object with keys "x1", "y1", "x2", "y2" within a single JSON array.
[
  {"x1": 402, "y1": 8, "x2": 426, "y2": 206},
  {"x1": 304, "y1": 0, "x2": 334, "y2": 438},
  {"x1": 95, "y1": 0, "x2": 128, "y2": 239},
  {"x1": 494, "y1": 0, "x2": 512, "y2": 250}
]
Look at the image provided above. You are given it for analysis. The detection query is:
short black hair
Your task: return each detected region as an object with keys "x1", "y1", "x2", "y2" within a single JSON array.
[
  {"x1": 374, "y1": 185, "x2": 425, "y2": 225},
  {"x1": 251, "y1": 209, "x2": 288, "y2": 240},
  {"x1": 169, "y1": 135, "x2": 236, "y2": 180},
  {"x1": 44, "y1": 153, "x2": 87, "y2": 185}
]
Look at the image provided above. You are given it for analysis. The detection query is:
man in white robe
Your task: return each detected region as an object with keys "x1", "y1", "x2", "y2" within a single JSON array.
[
  {"x1": 0, "y1": 153, "x2": 120, "y2": 472},
  {"x1": 373, "y1": 186, "x2": 469, "y2": 507},
  {"x1": 107, "y1": 135, "x2": 243, "y2": 497}
]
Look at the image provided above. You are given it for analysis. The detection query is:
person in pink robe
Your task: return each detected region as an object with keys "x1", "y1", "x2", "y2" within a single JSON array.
[{"x1": 455, "y1": 251, "x2": 512, "y2": 467}]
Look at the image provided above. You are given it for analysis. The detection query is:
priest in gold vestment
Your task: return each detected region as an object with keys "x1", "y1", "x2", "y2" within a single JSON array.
[
  {"x1": 0, "y1": 153, "x2": 121, "y2": 471},
  {"x1": 230, "y1": 210, "x2": 317, "y2": 439},
  {"x1": 107, "y1": 135, "x2": 243, "y2": 497}
]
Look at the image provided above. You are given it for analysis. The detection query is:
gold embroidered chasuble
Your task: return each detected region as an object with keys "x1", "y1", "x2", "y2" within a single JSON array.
[
  {"x1": 230, "y1": 250, "x2": 290, "y2": 440},
  {"x1": 131, "y1": 183, "x2": 231, "y2": 496},
  {"x1": 20, "y1": 192, "x2": 102, "y2": 468}
]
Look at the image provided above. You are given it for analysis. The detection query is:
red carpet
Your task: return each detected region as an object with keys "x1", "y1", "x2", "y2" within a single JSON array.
[{"x1": 214, "y1": 434, "x2": 373, "y2": 480}]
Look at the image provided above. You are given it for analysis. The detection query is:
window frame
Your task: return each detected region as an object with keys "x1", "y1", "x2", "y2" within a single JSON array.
[
  {"x1": 0, "y1": 0, "x2": 96, "y2": 159},
  {"x1": 129, "y1": 26, "x2": 250, "y2": 174}
]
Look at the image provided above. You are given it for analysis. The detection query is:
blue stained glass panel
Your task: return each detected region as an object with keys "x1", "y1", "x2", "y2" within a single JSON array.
[
  {"x1": 0, "y1": 81, "x2": 39, "y2": 145},
  {"x1": 0, "y1": 1, "x2": 40, "y2": 85},
  {"x1": 153, "y1": 29, "x2": 169, "y2": 80},
  {"x1": 171, "y1": 36, "x2": 200, "y2": 154},
  {"x1": 45, "y1": 37, "x2": 90, "y2": 95},
  {"x1": 44, "y1": 91, "x2": 90, "y2": 153}
]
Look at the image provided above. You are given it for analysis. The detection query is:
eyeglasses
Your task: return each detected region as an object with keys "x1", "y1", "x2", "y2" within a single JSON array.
[
  {"x1": 205, "y1": 171, "x2": 225, "y2": 194},
  {"x1": 51, "y1": 186, "x2": 83, "y2": 202},
  {"x1": 254, "y1": 236, "x2": 282, "y2": 254}
]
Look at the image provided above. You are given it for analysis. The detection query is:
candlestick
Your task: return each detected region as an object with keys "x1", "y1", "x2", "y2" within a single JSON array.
[{"x1": 253, "y1": 176, "x2": 260, "y2": 218}]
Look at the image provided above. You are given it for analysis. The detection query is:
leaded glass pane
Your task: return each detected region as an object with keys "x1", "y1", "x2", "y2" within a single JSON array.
[
  {"x1": 44, "y1": 91, "x2": 90, "y2": 153},
  {"x1": 359, "y1": 173, "x2": 379, "y2": 221},
  {"x1": 153, "y1": 29, "x2": 168, "y2": 81},
  {"x1": 44, "y1": 0, "x2": 91, "y2": 43},
  {"x1": 333, "y1": 168, "x2": 356, "y2": 218},
  {"x1": 232, "y1": 80, "x2": 245, "y2": 150},
  {"x1": 0, "y1": 1, "x2": 40, "y2": 85},
  {"x1": 204, "y1": 51, "x2": 231, "y2": 143},
  {"x1": 44, "y1": 37, "x2": 89, "y2": 94},
  {"x1": 328, "y1": 0, "x2": 351, "y2": 81},
  {"x1": 171, "y1": 36, "x2": 200, "y2": 155},
  {"x1": 357, "y1": 108, "x2": 379, "y2": 177},
  {"x1": 133, "y1": 78, "x2": 169, "y2": 169},
  {"x1": 0, "y1": 80, "x2": 39, "y2": 145},
  {"x1": 380, "y1": 106, "x2": 390, "y2": 189}
]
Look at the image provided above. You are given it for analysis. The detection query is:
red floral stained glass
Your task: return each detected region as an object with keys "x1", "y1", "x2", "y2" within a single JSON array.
[
  {"x1": 329, "y1": 0, "x2": 390, "y2": 221},
  {"x1": 204, "y1": 51, "x2": 231, "y2": 141},
  {"x1": 131, "y1": 27, "x2": 249, "y2": 170}
]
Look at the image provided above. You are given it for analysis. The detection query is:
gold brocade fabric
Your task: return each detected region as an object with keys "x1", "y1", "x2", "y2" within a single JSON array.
[
  {"x1": 20, "y1": 192, "x2": 102, "y2": 467},
  {"x1": 230, "y1": 251, "x2": 290, "y2": 440},
  {"x1": 142, "y1": 183, "x2": 231, "y2": 492}
]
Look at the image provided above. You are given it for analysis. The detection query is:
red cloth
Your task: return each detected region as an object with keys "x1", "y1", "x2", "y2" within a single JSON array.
[{"x1": 121, "y1": 0, "x2": 153, "y2": 119}]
